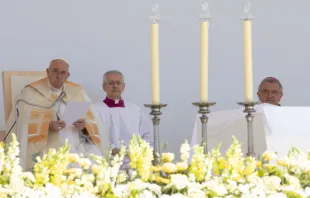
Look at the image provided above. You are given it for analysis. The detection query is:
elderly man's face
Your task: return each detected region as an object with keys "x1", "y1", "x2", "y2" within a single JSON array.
[
  {"x1": 46, "y1": 60, "x2": 70, "y2": 89},
  {"x1": 102, "y1": 73, "x2": 125, "y2": 99},
  {"x1": 257, "y1": 82, "x2": 283, "y2": 105}
]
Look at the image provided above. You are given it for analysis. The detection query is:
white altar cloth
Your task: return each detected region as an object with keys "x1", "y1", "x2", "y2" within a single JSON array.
[{"x1": 191, "y1": 104, "x2": 310, "y2": 158}]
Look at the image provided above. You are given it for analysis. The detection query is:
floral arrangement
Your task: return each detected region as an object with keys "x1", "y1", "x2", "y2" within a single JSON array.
[{"x1": 1, "y1": 134, "x2": 310, "y2": 197}]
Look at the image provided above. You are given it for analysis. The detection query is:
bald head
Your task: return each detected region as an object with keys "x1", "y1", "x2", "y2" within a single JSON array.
[
  {"x1": 49, "y1": 59, "x2": 69, "y2": 69},
  {"x1": 46, "y1": 59, "x2": 70, "y2": 89}
]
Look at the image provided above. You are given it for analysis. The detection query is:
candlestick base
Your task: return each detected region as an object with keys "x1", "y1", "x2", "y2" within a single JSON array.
[
  {"x1": 192, "y1": 102, "x2": 216, "y2": 154},
  {"x1": 144, "y1": 104, "x2": 167, "y2": 165},
  {"x1": 237, "y1": 101, "x2": 260, "y2": 157}
]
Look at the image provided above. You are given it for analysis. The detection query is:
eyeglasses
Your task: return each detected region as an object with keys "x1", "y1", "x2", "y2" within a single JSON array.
[
  {"x1": 106, "y1": 81, "x2": 124, "y2": 86},
  {"x1": 51, "y1": 69, "x2": 68, "y2": 77}
]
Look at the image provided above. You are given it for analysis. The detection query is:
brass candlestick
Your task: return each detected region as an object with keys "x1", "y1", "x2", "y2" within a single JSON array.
[{"x1": 192, "y1": 102, "x2": 216, "y2": 154}]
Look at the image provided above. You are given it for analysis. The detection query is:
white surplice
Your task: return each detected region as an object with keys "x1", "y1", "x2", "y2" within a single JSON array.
[
  {"x1": 95, "y1": 101, "x2": 153, "y2": 150},
  {"x1": 190, "y1": 104, "x2": 272, "y2": 157}
]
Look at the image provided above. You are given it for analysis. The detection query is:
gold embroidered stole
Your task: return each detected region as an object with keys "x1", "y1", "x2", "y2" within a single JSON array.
[
  {"x1": 84, "y1": 110, "x2": 100, "y2": 144},
  {"x1": 27, "y1": 78, "x2": 101, "y2": 145}
]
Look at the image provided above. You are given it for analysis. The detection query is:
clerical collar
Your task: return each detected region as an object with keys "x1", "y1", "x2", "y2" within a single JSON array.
[{"x1": 103, "y1": 96, "x2": 125, "y2": 108}]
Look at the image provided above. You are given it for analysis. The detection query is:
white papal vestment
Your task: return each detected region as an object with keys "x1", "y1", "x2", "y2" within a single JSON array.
[{"x1": 5, "y1": 77, "x2": 109, "y2": 170}]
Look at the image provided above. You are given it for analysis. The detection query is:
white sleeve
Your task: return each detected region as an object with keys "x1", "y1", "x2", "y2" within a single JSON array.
[
  {"x1": 139, "y1": 109, "x2": 154, "y2": 148},
  {"x1": 93, "y1": 103, "x2": 117, "y2": 150}
]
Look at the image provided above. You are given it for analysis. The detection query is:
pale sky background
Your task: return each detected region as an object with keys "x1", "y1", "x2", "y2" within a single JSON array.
[{"x1": 0, "y1": 0, "x2": 309, "y2": 155}]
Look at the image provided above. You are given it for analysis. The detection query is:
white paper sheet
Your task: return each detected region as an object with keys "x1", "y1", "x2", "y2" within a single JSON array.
[{"x1": 61, "y1": 101, "x2": 90, "y2": 125}]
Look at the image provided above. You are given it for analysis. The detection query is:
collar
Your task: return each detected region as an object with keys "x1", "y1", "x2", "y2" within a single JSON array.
[{"x1": 103, "y1": 96, "x2": 125, "y2": 108}]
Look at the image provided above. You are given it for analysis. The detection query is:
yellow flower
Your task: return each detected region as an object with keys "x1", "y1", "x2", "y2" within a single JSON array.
[
  {"x1": 65, "y1": 168, "x2": 82, "y2": 176},
  {"x1": 243, "y1": 163, "x2": 256, "y2": 176},
  {"x1": 138, "y1": 166, "x2": 151, "y2": 181},
  {"x1": 78, "y1": 158, "x2": 91, "y2": 169},
  {"x1": 67, "y1": 153, "x2": 79, "y2": 163},
  {"x1": 91, "y1": 164, "x2": 101, "y2": 174},
  {"x1": 150, "y1": 166, "x2": 162, "y2": 172},
  {"x1": 277, "y1": 159, "x2": 289, "y2": 167},
  {"x1": 162, "y1": 153, "x2": 175, "y2": 163},
  {"x1": 149, "y1": 173, "x2": 157, "y2": 181},
  {"x1": 263, "y1": 151, "x2": 276, "y2": 161},
  {"x1": 233, "y1": 175, "x2": 245, "y2": 183},
  {"x1": 176, "y1": 162, "x2": 188, "y2": 172},
  {"x1": 264, "y1": 164, "x2": 276, "y2": 171},
  {"x1": 213, "y1": 166, "x2": 220, "y2": 175},
  {"x1": 155, "y1": 176, "x2": 170, "y2": 184},
  {"x1": 217, "y1": 157, "x2": 227, "y2": 170},
  {"x1": 256, "y1": 161, "x2": 262, "y2": 169},
  {"x1": 162, "y1": 162, "x2": 177, "y2": 174},
  {"x1": 66, "y1": 180, "x2": 75, "y2": 186}
]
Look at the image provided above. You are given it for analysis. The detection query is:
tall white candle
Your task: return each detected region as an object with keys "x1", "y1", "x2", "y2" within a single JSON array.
[
  {"x1": 199, "y1": 2, "x2": 211, "y2": 103},
  {"x1": 151, "y1": 22, "x2": 160, "y2": 104},
  {"x1": 200, "y1": 21, "x2": 209, "y2": 103},
  {"x1": 243, "y1": 3, "x2": 254, "y2": 102},
  {"x1": 150, "y1": 4, "x2": 161, "y2": 105}
]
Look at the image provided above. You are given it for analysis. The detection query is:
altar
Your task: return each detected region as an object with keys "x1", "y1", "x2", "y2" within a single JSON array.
[{"x1": 191, "y1": 104, "x2": 310, "y2": 158}]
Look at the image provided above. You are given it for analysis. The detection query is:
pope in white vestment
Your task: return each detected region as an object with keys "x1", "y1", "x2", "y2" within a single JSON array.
[
  {"x1": 95, "y1": 70, "x2": 153, "y2": 164},
  {"x1": 4, "y1": 59, "x2": 109, "y2": 171}
]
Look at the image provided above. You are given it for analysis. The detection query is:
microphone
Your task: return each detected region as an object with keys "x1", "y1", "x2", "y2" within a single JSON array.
[
  {"x1": 15, "y1": 90, "x2": 66, "y2": 119},
  {"x1": 3, "y1": 90, "x2": 66, "y2": 141}
]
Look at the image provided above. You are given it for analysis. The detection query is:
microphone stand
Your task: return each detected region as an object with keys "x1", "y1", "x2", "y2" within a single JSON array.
[{"x1": 15, "y1": 90, "x2": 66, "y2": 135}]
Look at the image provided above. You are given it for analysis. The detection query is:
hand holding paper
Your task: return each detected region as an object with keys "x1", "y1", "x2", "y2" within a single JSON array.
[
  {"x1": 73, "y1": 119, "x2": 86, "y2": 131},
  {"x1": 61, "y1": 101, "x2": 90, "y2": 125}
]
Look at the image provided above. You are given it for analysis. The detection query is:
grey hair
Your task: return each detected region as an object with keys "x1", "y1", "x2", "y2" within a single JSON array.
[
  {"x1": 258, "y1": 77, "x2": 283, "y2": 92},
  {"x1": 103, "y1": 70, "x2": 124, "y2": 83}
]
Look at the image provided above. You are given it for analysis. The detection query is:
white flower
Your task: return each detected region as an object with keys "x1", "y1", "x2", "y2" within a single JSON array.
[
  {"x1": 187, "y1": 182, "x2": 202, "y2": 191},
  {"x1": 44, "y1": 183, "x2": 62, "y2": 198},
  {"x1": 170, "y1": 174, "x2": 188, "y2": 190},
  {"x1": 137, "y1": 190, "x2": 156, "y2": 198},
  {"x1": 180, "y1": 140, "x2": 191, "y2": 163},
  {"x1": 71, "y1": 191, "x2": 97, "y2": 198},
  {"x1": 187, "y1": 188, "x2": 205, "y2": 198},
  {"x1": 238, "y1": 184, "x2": 251, "y2": 195},
  {"x1": 206, "y1": 179, "x2": 228, "y2": 196},
  {"x1": 262, "y1": 176, "x2": 282, "y2": 193},
  {"x1": 113, "y1": 184, "x2": 129, "y2": 197},
  {"x1": 145, "y1": 183, "x2": 162, "y2": 196},
  {"x1": 160, "y1": 193, "x2": 186, "y2": 198},
  {"x1": 188, "y1": 173, "x2": 196, "y2": 182},
  {"x1": 284, "y1": 174, "x2": 300, "y2": 189},
  {"x1": 78, "y1": 158, "x2": 91, "y2": 169},
  {"x1": 267, "y1": 193, "x2": 287, "y2": 198},
  {"x1": 305, "y1": 187, "x2": 310, "y2": 196},
  {"x1": 225, "y1": 180, "x2": 238, "y2": 193}
]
